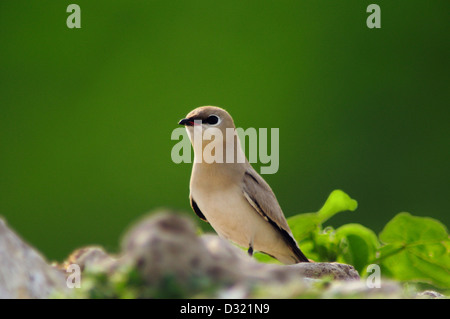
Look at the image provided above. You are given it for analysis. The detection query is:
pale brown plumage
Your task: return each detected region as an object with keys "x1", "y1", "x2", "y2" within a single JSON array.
[{"x1": 179, "y1": 106, "x2": 309, "y2": 264}]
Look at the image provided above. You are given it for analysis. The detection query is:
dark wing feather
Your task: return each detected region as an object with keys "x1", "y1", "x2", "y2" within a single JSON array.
[
  {"x1": 190, "y1": 194, "x2": 208, "y2": 222},
  {"x1": 242, "y1": 169, "x2": 309, "y2": 263}
]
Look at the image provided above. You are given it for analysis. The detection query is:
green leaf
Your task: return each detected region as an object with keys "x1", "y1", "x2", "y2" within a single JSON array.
[
  {"x1": 335, "y1": 223, "x2": 380, "y2": 274},
  {"x1": 380, "y1": 212, "x2": 448, "y2": 244},
  {"x1": 378, "y1": 212, "x2": 450, "y2": 288},
  {"x1": 287, "y1": 213, "x2": 320, "y2": 241},
  {"x1": 313, "y1": 226, "x2": 338, "y2": 261},
  {"x1": 316, "y1": 190, "x2": 358, "y2": 223},
  {"x1": 253, "y1": 252, "x2": 280, "y2": 264},
  {"x1": 379, "y1": 246, "x2": 450, "y2": 288},
  {"x1": 286, "y1": 190, "x2": 358, "y2": 262}
]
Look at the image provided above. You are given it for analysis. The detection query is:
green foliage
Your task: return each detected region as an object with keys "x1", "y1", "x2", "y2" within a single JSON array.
[
  {"x1": 378, "y1": 213, "x2": 450, "y2": 288},
  {"x1": 65, "y1": 266, "x2": 219, "y2": 299},
  {"x1": 282, "y1": 190, "x2": 450, "y2": 289},
  {"x1": 335, "y1": 223, "x2": 379, "y2": 275},
  {"x1": 65, "y1": 266, "x2": 153, "y2": 299},
  {"x1": 287, "y1": 190, "x2": 359, "y2": 263}
]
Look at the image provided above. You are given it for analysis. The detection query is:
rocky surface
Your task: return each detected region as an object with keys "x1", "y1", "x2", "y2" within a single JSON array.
[
  {"x1": 119, "y1": 212, "x2": 359, "y2": 285},
  {"x1": 0, "y1": 219, "x2": 67, "y2": 298},
  {"x1": 0, "y1": 211, "x2": 446, "y2": 298}
]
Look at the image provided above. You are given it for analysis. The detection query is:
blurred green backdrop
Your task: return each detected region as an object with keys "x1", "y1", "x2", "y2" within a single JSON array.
[{"x1": 0, "y1": 1, "x2": 448, "y2": 261}]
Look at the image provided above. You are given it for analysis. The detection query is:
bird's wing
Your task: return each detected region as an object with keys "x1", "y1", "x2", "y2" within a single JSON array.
[
  {"x1": 190, "y1": 194, "x2": 208, "y2": 222},
  {"x1": 242, "y1": 168, "x2": 291, "y2": 232},
  {"x1": 242, "y1": 167, "x2": 309, "y2": 262}
]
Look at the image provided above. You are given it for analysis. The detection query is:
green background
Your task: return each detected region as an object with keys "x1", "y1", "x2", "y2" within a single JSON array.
[{"x1": 1, "y1": 1, "x2": 448, "y2": 261}]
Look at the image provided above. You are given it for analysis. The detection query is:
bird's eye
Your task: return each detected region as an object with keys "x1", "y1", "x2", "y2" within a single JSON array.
[{"x1": 205, "y1": 115, "x2": 220, "y2": 125}]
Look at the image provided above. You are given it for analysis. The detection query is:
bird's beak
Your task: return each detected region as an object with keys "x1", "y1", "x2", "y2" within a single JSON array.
[
  {"x1": 178, "y1": 118, "x2": 193, "y2": 126},
  {"x1": 179, "y1": 118, "x2": 203, "y2": 126}
]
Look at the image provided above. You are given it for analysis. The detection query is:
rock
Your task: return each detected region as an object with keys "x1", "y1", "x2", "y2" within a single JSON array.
[
  {"x1": 323, "y1": 279, "x2": 404, "y2": 298},
  {"x1": 0, "y1": 218, "x2": 68, "y2": 298},
  {"x1": 120, "y1": 212, "x2": 244, "y2": 285},
  {"x1": 119, "y1": 211, "x2": 360, "y2": 290},
  {"x1": 1, "y1": 210, "x2": 446, "y2": 299},
  {"x1": 284, "y1": 262, "x2": 360, "y2": 281},
  {"x1": 416, "y1": 290, "x2": 446, "y2": 299},
  {"x1": 60, "y1": 246, "x2": 119, "y2": 273}
]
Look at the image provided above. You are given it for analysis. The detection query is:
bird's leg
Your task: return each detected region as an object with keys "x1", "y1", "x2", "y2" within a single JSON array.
[{"x1": 247, "y1": 243, "x2": 254, "y2": 257}]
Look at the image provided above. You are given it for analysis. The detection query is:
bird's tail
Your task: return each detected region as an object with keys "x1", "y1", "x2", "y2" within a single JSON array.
[
  {"x1": 263, "y1": 213, "x2": 310, "y2": 263},
  {"x1": 277, "y1": 228, "x2": 309, "y2": 263},
  {"x1": 291, "y1": 244, "x2": 309, "y2": 263}
]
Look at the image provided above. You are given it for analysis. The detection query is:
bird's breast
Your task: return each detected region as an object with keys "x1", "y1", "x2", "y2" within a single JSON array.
[{"x1": 191, "y1": 184, "x2": 253, "y2": 244}]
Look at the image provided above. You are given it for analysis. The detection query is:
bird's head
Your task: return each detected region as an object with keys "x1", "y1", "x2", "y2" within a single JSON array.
[{"x1": 178, "y1": 106, "x2": 243, "y2": 165}]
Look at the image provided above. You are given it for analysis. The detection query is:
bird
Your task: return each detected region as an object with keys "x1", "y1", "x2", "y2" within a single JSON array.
[{"x1": 178, "y1": 106, "x2": 309, "y2": 264}]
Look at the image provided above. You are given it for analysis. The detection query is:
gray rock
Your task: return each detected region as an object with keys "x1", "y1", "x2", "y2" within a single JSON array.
[
  {"x1": 61, "y1": 246, "x2": 119, "y2": 273},
  {"x1": 416, "y1": 290, "x2": 446, "y2": 299},
  {"x1": 284, "y1": 262, "x2": 360, "y2": 281},
  {"x1": 121, "y1": 212, "x2": 243, "y2": 285},
  {"x1": 120, "y1": 211, "x2": 360, "y2": 289},
  {"x1": 0, "y1": 218, "x2": 67, "y2": 298},
  {"x1": 323, "y1": 279, "x2": 404, "y2": 298},
  {"x1": 2, "y1": 211, "x2": 445, "y2": 299}
]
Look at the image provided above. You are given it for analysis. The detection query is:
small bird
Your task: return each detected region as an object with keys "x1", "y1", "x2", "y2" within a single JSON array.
[{"x1": 178, "y1": 106, "x2": 309, "y2": 264}]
